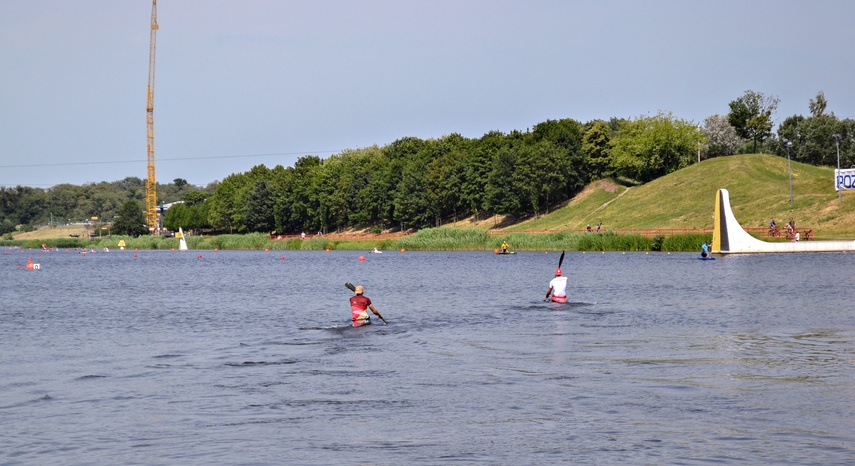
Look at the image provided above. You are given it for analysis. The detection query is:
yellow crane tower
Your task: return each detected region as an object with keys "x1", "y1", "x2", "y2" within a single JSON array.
[{"x1": 145, "y1": 0, "x2": 159, "y2": 232}]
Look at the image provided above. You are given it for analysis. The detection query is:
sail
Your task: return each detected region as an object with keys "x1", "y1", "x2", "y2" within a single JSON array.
[{"x1": 178, "y1": 227, "x2": 188, "y2": 251}]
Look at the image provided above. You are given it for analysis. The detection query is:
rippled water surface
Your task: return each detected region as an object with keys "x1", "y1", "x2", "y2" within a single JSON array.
[{"x1": 2, "y1": 248, "x2": 854, "y2": 465}]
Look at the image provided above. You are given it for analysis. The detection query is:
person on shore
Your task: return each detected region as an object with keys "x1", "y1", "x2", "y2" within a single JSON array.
[
  {"x1": 350, "y1": 285, "x2": 385, "y2": 327},
  {"x1": 545, "y1": 268, "x2": 568, "y2": 303}
]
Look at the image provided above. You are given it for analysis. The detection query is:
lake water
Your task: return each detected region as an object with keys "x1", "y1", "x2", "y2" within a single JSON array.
[{"x1": 2, "y1": 247, "x2": 853, "y2": 465}]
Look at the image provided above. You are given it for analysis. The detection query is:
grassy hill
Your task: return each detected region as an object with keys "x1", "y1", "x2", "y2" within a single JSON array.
[{"x1": 463, "y1": 154, "x2": 855, "y2": 239}]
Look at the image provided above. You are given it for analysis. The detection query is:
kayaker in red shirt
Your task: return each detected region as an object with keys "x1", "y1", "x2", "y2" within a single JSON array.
[{"x1": 350, "y1": 285, "x2": 385, "y2": 326}]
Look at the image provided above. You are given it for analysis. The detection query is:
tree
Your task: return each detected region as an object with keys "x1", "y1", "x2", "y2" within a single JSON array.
[
  {"x1": 244, "y1": 179, "x2": 277, "y2": 233},
  {"x1": 778, "y1": 114, "x2": 844, "y2": 166},
  {"x1": 809, "y1": 91, "x2": 828, "y2": 118},
  {"x1": 703, "y1": 114, "x2": 740, "y2": 158},
  {"x1": 208, "y1": 173, "x2": 248, "y2": 233},
  {"x1": 112, "y1": 199, "x2": 148, "y2": 237},
  {"x1": 582, "y1": 120, "x2": 612, "y2": 179},
  {"x1": 484, "y1": 148, "x2": 520, "y2": 215},
  {"x1": 513, "y1": 141, "x2": 566, "y2": 217},
  {"x1": 182, "y1": 190, "x2": 208, "y2": 206},
  {"x1": 610, "y1": 112, "x2": 704, "y2": 183},
  {"x1": 728, "y1": 90, "x2": 780, "y2": 153},
  {"x1": 163, "y1": 203, "x2": 190, "y2": 231}
]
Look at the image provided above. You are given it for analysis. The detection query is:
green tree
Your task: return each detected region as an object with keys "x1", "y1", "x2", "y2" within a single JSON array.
[
  {"x1": 112, "y1": 199, "x2": 148, "y2": 237},
  {"x1": 182, "y1": 190, "x2": 208, "y2": 206},
  {"x1": 728, "y1": 90, "x2": 780, "y2": 153},
  {"x1": 610, "y1": 112, "x2": 704, "y2": 183},
  {"x1": 484, "y1": 148, "x2": 520, "y2": 215},
  {"x1": 163, "y1": 203, "x2": 190, "y2": 231},
  {"x1": 513, "y1": 141, "x2": 566, "y2": 217},
  {"x1": 462, "y1": 130, "x2": 507, "y2": 215},
  {"x1": 392, "y1": 158, "x2": 431, "y2": 230},
  {"x1": 244, "y1": 179, "x2": 277, "y2": 233},
  {"x1": 208, "y1": 173, "x2": 248, "y2": 233},
  {"x1": 582, "y1": 120, "x2": 612, "y2": 179}
]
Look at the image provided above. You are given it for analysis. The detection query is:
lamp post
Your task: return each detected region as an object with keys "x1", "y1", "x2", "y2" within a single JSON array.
[
  {"x1": 784, "y1": 139, "x2": 794, "y2": 204},
  {"x1": 697, "y1": 124, "x2": 701, "y2": 163},
  {"x1": 833, "y1": 133, "x2": 842, "y2": 203}
]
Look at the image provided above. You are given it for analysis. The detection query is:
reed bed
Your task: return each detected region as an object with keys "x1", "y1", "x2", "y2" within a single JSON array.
[
  {"x1": 397, "y1": 228, "x2": 490, "y2": 250},
  {"x1": 576, "y1": 231, "x2": 652, "y2": 251},
  {"x1": 3, "y1": 229, "x2": 716, "y2": 252},
  {"x1": 490, "y1": 231, "x2": 578, "y2": 251},
  {"x1": 661, "y1": 233, "x2": 712, "y2": 252}
]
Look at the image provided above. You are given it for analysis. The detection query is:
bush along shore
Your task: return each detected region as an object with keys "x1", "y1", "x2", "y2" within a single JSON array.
[{"x1": 1, "y1": 229, "x2": 714, "y2": 253}]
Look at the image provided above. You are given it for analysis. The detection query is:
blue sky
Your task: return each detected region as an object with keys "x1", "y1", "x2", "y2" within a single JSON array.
[{"x1": 2, "y1": 0, "x2": 854, "y2": 188}]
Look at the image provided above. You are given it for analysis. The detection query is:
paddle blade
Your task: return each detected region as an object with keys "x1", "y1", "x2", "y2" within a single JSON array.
[
  {"x1": 345, "y1": 282, "x2": 356, "y2": 292},
  {"x1": 558, "y1": 251, "x2": 565, "y2": 269}
]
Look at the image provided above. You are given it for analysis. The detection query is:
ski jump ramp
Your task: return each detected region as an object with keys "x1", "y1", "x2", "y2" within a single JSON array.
[{"x1": 712, "y1": 188, "x2": 855, "y2": 254}]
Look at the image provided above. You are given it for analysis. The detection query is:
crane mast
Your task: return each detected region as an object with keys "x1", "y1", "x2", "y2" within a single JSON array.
[{"x1": 145, "y1": 0, "x2": 158, "y2": 232}]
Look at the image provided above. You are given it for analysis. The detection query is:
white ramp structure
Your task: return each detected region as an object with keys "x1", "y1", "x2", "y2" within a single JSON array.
[{"x1": 712, "y1": 188, "x2": 855, "y2": 254}]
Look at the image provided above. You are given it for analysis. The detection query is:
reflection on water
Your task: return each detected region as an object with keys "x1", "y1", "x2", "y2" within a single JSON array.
[{"x1": 1, "y1": 248, "x2": 854, "y2": 464}]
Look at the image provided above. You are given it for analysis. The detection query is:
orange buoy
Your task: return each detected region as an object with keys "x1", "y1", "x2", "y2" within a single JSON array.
[
  {"x1": 26, "y1": 257, "x2": 34, "y2": 270},
  {"x1": 326, "y1": 248, "x2": 330, "y2": 252},
  {"x1": 400, "y1": 248, "x2": 406, "y2": 253},
  {"x1": 280, "y1": 256, "x2": 285, "y2": 260},
  {"x1": 358, "y1": 255, "x2": 366, "y2": 261},
  {"x1": 197, "y1": 254, "x2": 203, "y2": 259},
  {"x1": 265, "y1": 248, "x2": 269, "y2": 252},
  {"x1": 214, "y1": 248, "x2": 219, "y2": 252}
]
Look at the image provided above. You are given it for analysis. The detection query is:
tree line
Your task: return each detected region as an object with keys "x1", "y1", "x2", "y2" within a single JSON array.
[{"x1": 3, "y1": 90, "x2": 853, "y2": 237}]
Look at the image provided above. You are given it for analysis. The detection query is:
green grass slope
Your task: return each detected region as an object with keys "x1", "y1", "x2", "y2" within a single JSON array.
[{"x1": 509, "y1": 154, "x2": 855, "y2": 239}]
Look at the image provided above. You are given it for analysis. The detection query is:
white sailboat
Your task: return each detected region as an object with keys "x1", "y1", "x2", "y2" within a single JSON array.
[{"x1": 177, "y1": 227, "x2": 189, "y2": 251}]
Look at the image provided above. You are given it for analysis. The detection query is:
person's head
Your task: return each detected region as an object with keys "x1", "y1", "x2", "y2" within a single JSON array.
[
  {"x1": 355, "y1": 285, "x2": 364, "y2": 295},
  {"x1": 555, "y1": 268, "x2": 562, "y2": 276}
]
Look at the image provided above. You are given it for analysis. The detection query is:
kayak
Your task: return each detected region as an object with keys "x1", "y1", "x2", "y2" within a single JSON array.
[
  {"x1": 353, "y1": 318, "x2": 372, "y2": 327},
  {"x1": 495, "y1": 251, "x2": 515, "y2": 255},
  {"x1": 699, "y1": 256, "x2": 715, "y2": 260}
]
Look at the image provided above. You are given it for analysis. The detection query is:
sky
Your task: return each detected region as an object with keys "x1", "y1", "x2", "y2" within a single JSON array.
[{"x1": 2, "y1": 0, "x2": 854, "y2": 189}]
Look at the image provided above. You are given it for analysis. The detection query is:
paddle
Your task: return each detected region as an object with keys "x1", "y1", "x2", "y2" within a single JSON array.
[{"x1": 345, "y1": 282, "x2": 387, "y2": 324}]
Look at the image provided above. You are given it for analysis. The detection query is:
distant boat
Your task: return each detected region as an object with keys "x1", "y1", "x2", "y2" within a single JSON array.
[{"x1": 177, "y1": 227, "x2": 189, "y2": 251}]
